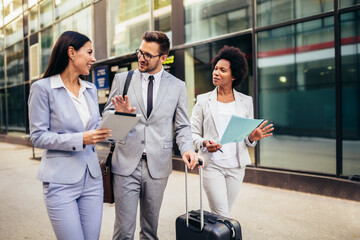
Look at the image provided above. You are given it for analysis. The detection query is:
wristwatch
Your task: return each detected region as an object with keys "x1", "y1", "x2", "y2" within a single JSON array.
[{"x1": 200, "y1": 140, "x2": 207, "y2": 152}]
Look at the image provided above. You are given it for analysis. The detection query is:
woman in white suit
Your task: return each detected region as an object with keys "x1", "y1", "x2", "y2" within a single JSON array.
[
  {"x1": 191, "y1": 46, "x2": 274, "y2": 217},
  {"x1": 28, "y1": 31, "x2": 111, "y2": 240}
]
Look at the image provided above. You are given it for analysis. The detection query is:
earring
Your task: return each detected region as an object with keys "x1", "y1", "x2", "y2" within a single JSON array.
[{"x1": 71, "y1": 58, "x2": 74, "y2": 61}]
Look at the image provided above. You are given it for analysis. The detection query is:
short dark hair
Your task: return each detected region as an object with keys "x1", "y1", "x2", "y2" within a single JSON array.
[
  {"x1": 211, "y1": 45, "x2": 248, "y2": 88},
  {"x1": 141, "y1": 31, "x2": 170, "y2": 56},
  {"x1": 43, "y1": 31, "x2": 90, "y2": 78}
]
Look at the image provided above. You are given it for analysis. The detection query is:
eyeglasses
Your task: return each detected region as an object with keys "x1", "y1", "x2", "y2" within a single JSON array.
[{"x1": 135, "y1": 48, "x2": 162, "y2": 61}]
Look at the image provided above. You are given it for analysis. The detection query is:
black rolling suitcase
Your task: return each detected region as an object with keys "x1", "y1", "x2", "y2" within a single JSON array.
[{"x1": 175, "y1": 160, "x2": 242, "y2": 240}]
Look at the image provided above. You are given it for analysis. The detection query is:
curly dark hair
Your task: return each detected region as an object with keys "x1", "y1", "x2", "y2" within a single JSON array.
[{"x1": 211, "y1": 45, "x2": 248, "y2": 88}]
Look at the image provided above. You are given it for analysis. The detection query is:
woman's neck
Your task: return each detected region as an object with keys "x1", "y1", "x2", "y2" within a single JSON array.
[
  {"x1": 217, "y1": 86, "x2": 233, "y2": 97},
  {"x1": 60, "y1": 68, "x2": 80, "y2": 97}
]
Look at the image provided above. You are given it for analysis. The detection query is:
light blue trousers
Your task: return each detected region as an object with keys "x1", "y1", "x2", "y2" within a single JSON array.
[{"x1": 43, "y1": 168, "x2": 103, "y2": 240}]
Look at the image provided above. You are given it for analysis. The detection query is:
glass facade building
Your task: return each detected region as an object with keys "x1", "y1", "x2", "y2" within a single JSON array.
[{"x1": 0, "y1": 0, "x2": 359, "y2": 183}]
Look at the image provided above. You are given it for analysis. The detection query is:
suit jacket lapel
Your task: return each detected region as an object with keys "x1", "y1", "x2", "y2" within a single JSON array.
[
  {"x1": 132, "y1": 70, "x2": 146, "y2": 117},
  {"x1": 233, "y1": 89, "x2": 245, "y2": 117},
  {"x1": 83, "y1": 89, "x2": 96, "y2": 130},
  {"x1": 150, "y1": 71, "x2": 170, "y2": 119},
  {"x1": 209, "y1": 88, "x2": 221, "y2": 137}
]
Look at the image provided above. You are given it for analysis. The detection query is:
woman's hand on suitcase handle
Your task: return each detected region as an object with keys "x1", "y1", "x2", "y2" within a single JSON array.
[{"x1": 182, "y1": 150, "x2": 201, "y2": 170}]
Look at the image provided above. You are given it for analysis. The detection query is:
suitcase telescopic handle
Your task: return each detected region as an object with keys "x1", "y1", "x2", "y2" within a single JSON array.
[{"x1": 185, "y1": 158, "x2": 204, "y2": 231}]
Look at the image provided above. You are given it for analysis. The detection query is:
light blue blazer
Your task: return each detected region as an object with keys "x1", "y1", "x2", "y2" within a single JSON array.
[
  {"x1": 191, "y1": 88, "x2": 257, "y2": 168},
  {"x1": 28, "y1": 75, "x2": 102, "y2": 184}
]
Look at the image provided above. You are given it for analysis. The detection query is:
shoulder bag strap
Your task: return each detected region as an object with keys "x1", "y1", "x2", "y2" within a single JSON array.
[{"x1": 123, "y1": 70, "x2": 134, "y2": 96}]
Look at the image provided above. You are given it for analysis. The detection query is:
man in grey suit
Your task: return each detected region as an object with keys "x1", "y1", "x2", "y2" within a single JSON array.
[{"x1": 103, "y1": 31, "x2": 198, "y2": 240}]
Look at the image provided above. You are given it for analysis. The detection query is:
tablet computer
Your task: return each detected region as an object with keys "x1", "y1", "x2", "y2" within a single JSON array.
[{"x1": 98, "y1": 110, "x2": 141, "y2": 140}]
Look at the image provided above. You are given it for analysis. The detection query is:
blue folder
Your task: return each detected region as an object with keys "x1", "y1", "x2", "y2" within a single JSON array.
[{"x1": 220, "y1": 115, "x2": 264, "y2": 145}]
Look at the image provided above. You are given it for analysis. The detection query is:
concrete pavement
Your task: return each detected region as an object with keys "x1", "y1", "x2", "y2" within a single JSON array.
[{"x1": 0, "y1": 142, "x2": 359, "y2": 240}]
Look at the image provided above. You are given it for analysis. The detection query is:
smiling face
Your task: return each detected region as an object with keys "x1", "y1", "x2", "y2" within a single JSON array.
[
  {"x1": 71, "y1": 41, "x2": 96, "y2": 75},
  {"x1": 137, "y1": 40, "x2": 167, "y2": 74},
  {"x1": 212, "y1": 59, "x2": 234, "y2": 88}
]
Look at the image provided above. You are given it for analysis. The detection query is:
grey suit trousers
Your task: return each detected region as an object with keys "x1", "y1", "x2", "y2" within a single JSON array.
[{"x1": 112, "y1": 158, "x2": 168, "y2": 240}]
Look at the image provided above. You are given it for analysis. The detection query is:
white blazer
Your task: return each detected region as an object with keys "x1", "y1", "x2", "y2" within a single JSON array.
[{"x1": 191, "y1": 87, "x2": 256, "y2": 168}]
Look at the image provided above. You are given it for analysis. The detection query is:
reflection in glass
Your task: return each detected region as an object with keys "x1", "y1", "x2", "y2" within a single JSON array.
[
  {"x1": 341, "y1": 0, "x2": 360, "y2": 8},
  {"x1": 0, "y1": 28, "x2": 4, "y2": 50},
  {"x1": 4, "y1": 0, "x2": 22, "y2": 25},
  {"x1": 29, "y1": 6, "x2": 39, "y2": 34},
  {"x1": 0, "y1": 89, "x2": 6, "y2": 132},
  {"x1": 55, "y1": 0, "x2": 91, "y2": 20},
  {"x1": 154, "y1": 0, "x2": 172, "y2": 40},
  {"x1": 5, "y1": 42, "x2": 24, "y2": 86},
  {"x1": 341, "y1": 11, "x2": 360, "y2": 176},
  {"x1": 184, "y1": 0, "x2": 251, "y2": 44},
  {"x1": 256, "y1": 0, "x2": 333, "y2": 28},
  {"x1": 28, "y1": 0, "x2": 38, "y2": 9},
  {"x1": 5, "y1": 16, "x2": 23, "y2": 47},
  {"x1": 0, "y1": 1, "x2": 4, "y2": 27},
  {"x1": 108, "y1": 0, "x2": 150, "y2": 57},
  {"x1": 54, "y1": 7, "x2": 92, "y2": 41},
  {"x1": 258, "y1": 17, "x2": 336, "y2": 174},
  {"x1": 0, "y1": 51, "x2": 4, "y2": 88},
  {"x1": 7, "y1": 85, "x2": 25, "y2": 131},
  {"x1": 41, "y1": 27, "x2": 52, "y2": 75},
  {"x1": 40, "y1": 0, "x2": 53, "y2": 29}
]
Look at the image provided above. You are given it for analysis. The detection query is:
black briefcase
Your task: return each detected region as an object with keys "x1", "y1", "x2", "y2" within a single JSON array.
[{"x1": 175, "y1": 160, "x2": 242, "y2": 240}]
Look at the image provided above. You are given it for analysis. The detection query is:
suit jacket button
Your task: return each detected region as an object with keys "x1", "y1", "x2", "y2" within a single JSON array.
[
  {"x1": 72, "y1": 147, "x2": 76, "y2": 151},
  {"x1": 141, "y1": 140, "x2": 145, "y2": 144}
]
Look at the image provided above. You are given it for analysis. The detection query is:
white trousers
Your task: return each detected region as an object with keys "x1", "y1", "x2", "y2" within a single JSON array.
[
  {"x1": 43, "y1": 168, "x2": 103, "y2": 240},
  {"x1": 203, "y1": 162, "x2": 245, "y2": 217}
]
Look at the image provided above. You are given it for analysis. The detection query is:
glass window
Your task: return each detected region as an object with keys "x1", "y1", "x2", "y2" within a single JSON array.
[
  {"x1": 0, "y1": 88, "x2": 6, "y2": 133},
  {"x1": 55, "y1": 0, "x2": 91, "y2": 20},
  {"x1": 0, "y1": 51, "x2": 4, "y2": 88},
  {"x1": 7, "y1": 85, "x2": 25, "y2": 131},
  {"x1": 341, "y1": 11, "x2": 360, "y2": 177},
  {"x1": 341, "y1": 0, "x2": 360, "y2": 8},
  {"x1": 4, "y1": 0, "x2": 22, "y2": 25},
  {"x1": 54, "y1": 7, "x2": 92, "y2": 41},
  {"x1": 5, "y1": 16, "x2": 23, "y2": 47},
  {"x1": 40, "y1": 27, "x2": 52, "y2": 75},
  {"x1": 29, "y1": 6, "x2": 39, "y2": 34},
  {"x1": 108, "y1": 0, "x2": 150, "y2": 57},
  {"x1": 256, "y1": 0, "x2": 333, "y2": 28},
  {"x1": 154, "y1": 0, "x2": 172, "y2": 39},
  {"x1": 39, "y1": 0, "x2": 53, "y2": 29},
  {"x1": 184, "y1": 0, "x2": 251, "y2": 44},
  {"x1": 257, "y1": 17, "x2": 336, "y2": 174},
  {"x1": 28, "y1": 0, "x2": 38, "y2": 9},
  {"x1": 5, "y1": 41, "x2": 24, "y2": 86},
  {"x1": 0, "y1": 0, "x2": 4, "y2": 27},
  {"x1": 0, "y1": 28, "x2": 4, "y2": 50}
]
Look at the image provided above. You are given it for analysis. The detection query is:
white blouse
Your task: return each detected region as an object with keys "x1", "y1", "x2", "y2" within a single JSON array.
[{"x1": 211, "y1": 101, "x2": 239, "y2": 168}]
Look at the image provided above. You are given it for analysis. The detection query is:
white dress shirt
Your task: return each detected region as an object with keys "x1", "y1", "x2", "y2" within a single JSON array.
[
  {"x1": 51, "y1": 74, "x2": 91, "y2": 128},
  {"x1": 141, "y1": 67, "x2": 164, "y2": 114}
]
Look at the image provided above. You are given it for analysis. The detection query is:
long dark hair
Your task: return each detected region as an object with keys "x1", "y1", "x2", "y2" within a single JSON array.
[{"x1": 43, "y1": 31, "x2": 90, "y2": 78}]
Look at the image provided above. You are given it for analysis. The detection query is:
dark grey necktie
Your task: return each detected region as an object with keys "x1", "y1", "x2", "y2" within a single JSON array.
[{"x1": 147, "y1": 75, "x2": 154, "y2": 118}]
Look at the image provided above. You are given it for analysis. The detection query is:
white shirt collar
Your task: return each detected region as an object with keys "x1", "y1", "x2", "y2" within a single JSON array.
[
  {"x1": 50, "y1": 74, "x2": 93, "y2": 89},
  {"x1": 141, "y1": 67, "x2": 164, "y2": 82}
]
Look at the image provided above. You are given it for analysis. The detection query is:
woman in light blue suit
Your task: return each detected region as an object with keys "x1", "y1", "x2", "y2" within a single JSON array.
[
  {"x1": 28, "y1": 31, "x2": 111, "y2": 240},
  {"x1": 191, "y1": 46, "x2": 274, "y2": 217}
]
